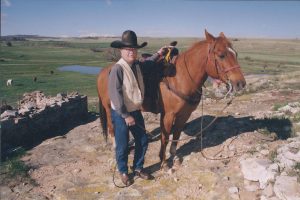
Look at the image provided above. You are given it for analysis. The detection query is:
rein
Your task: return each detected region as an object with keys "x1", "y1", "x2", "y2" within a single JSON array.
[{"x1": 162, "y1": 77, "x2": 201, "y2": 105}]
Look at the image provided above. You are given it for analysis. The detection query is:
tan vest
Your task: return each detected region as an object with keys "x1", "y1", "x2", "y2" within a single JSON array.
[{"x1": 114, "y1": 58, "x2": 144, "y2": 112}]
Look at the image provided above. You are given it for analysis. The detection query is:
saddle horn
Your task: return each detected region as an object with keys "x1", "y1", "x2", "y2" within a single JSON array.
[{"x1": 170, "y1": 41, "x2": 177, "y2": 47}]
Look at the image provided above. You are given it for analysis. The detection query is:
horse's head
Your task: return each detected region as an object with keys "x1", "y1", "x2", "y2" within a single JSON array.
[{"x1": 205, "y1": 30, "x2": 246, "y2": 92}]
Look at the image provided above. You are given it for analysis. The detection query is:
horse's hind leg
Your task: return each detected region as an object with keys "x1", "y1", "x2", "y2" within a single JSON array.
[
  {"x1": 105, "y1": 106, "x2": 116, "y2": 149},
  {"x1": 159, "y1": 112, "x2": 175, "y2": 170}
]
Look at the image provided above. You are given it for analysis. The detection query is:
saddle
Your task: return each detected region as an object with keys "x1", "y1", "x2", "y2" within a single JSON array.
[{"x1": 141, "y1": 46, "x2": 179, "y2": 113}]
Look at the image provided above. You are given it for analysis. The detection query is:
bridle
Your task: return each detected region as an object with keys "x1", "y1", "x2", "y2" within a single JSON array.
[
  {"x1": 206, "y1": 41, "x2": 241, "y2": 82},
  {"x1": 162, "y1": 40, "x2": 242, "y2": 105}
]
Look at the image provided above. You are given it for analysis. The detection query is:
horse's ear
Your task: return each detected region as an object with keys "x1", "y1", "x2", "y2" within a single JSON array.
[
  {"x1": 219, "y1": 32, "x2": 226, "y2": 38},
  {"x1": 205, "y1": 29, "x2": 215, "y2": 43}
]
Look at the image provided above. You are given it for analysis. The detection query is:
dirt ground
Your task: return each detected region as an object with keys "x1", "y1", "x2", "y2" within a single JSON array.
[{"x1": 1, "y1": 73, "x2": 300, "y2": 200}]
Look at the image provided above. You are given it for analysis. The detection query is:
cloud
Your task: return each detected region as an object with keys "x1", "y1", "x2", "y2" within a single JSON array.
[{"x1": 2, "y1": 0, "x2": 11, "y2": 7}]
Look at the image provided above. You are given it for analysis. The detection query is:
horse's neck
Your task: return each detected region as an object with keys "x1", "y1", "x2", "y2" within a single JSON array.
[{"x1": 173, "y1": 42, "x2": 208, "y2": 92}]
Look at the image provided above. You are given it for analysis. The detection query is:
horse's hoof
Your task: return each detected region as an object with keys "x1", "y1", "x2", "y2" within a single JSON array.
[
  {"x1": 160, "y1": 163, "x2": 170, "y2": 172},
  {"x1": 173, "y1": 157, "x2": 182, "y2": 169}
]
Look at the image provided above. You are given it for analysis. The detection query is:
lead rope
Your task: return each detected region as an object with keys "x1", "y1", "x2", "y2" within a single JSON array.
[
  {"x1": 166, "y1": 90, "x2": 248, "y2": 161},
  {"x1": 163, "y1": 90, "x2": 246, "y2": 161},
  {"x1": 198, "y1": 87, "x2": 253, "y2": 161},
  {"x1": 130, "y1": 84, "x2": 234, "y2": 143},
  {"x1": 165, "y1": 92, "x2": 234, "y2": 143},
  {"x1": 112, "y1": 163, "x2": 127, "y2": 188},
  {"x1": 199, "y1": 91, "x2": 237, "y2": 160}
]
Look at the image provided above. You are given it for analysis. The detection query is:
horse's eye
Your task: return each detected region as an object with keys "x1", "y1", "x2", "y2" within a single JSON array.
[{"x1": 219, "y1": 54, "x2": 225, "y2": 59}]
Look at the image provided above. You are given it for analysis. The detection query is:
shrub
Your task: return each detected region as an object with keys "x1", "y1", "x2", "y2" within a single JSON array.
[
  {"x1": 244, "y1": 56, "x2": 252, "y2": 61},
  {"x1": 6, "y1": 41, "x2": 12, "y2": 47},
  {"x1": 0, "y1": 148, "x2": 29, "y2": 178},
  {"x1": 104, "y1": 48, "x2": 121, "y2": 62}
]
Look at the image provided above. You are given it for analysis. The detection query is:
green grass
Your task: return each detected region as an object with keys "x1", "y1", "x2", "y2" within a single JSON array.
[
  {"x1": 268, "y1": 149, "x2": 278, "y2": 163},
  {"x1": 292, "y1": 113, "x2": 300, "y2": 123},
  {"x1": 0, "y1": 147, "x2": 37, "y2": 186},
  {"x1": 288, "y1": 162, "x2": 300, "y2": 183},
  {"x1": 0, "y1": 40, "x2": 110, "y2": 107},
  {"x1": 1, "y1": 37, "x2": 300, "y2": 109},
  {"x1": 0, "y1": 147, "x2": 29, "y2": 178},
  {"x1": 232, "y1": 38, "x2": 300, "y2": 75},
  {"x1": 273, "y1": 102, "x2": 288, "y2": 111},
  {"x1": 257, "y1": 127, "x2": 272, "y2": 135}
]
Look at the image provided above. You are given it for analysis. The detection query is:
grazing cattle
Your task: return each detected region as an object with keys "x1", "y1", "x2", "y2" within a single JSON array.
[
  {"x1": 33, "y1": 76, "x2": 37, "y2": 82},
  {"x1": 97, "y1": 30, "x2": 246, "y2": 169},
  {"x1": 6, "y1": 79, "x2": 13, "y2": 86}
]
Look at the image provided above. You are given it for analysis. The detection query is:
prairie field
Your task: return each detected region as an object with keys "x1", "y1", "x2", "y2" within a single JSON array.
[
  {"x1": 1, "y1": 36, "x2": 300, "y2": 109},
  {"x1": 1, "y1": 36, "x2": 300, "y2": 200}
]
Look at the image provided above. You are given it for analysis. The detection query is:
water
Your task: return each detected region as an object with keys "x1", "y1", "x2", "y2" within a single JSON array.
[{"x1": 58, "y1": 65, "x2": 102, "y2": 75}]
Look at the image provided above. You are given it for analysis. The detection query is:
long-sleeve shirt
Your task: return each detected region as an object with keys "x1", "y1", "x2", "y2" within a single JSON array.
[{"x1": 108, "y1": 53, "x2": 160, "y2": 118}]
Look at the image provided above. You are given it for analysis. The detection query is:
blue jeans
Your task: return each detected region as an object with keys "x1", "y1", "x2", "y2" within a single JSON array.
[{"x1": 111, "y1": 109, "x2": 148, "y2": 174}]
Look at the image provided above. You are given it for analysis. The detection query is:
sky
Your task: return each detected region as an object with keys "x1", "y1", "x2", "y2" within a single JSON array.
[{"x1": 1, "y1": 0, "x2": 300, "y2": 38}]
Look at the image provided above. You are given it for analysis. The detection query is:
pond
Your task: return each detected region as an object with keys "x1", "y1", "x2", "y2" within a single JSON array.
[{"x1": 58, "y1": 65, "x2": 103, "y2": 75}]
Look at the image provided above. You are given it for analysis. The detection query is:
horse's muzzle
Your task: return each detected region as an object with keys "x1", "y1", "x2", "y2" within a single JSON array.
[{"x1": 232, "y1": 79, "x2": 246, "y2": 92}]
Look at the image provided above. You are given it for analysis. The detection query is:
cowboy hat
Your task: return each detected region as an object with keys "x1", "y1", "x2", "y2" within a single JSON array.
[{"x1": 110, "y1": 30, "x2": 147, "y2": 49}]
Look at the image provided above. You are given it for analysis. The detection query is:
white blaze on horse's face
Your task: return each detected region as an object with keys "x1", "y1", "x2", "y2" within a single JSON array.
[{"x1": 227, "y1": 47, "x2": 237, "y2": 58}]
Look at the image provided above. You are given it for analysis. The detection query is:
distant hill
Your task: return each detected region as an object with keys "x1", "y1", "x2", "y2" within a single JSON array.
[
  {"x1": 1, "y1": 35, "x2": 59, "y2": 41},
  {"x1": 1, "y1": 35, "x2": 121, "y2": 41}
]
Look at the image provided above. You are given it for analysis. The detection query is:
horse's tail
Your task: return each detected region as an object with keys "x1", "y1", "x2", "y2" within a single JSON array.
[{"x1": 99, "y1": 97, "x2": 108, "y2": 143}]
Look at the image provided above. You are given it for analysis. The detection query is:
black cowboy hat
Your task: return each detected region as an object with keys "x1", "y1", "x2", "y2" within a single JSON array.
[{"x1": 110, "y1": 30, "x2": 147, "y2": 49}]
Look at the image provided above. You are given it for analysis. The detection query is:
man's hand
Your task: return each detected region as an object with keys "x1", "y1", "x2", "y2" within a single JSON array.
[
  {"x1": 157, "y1": 46, "x2": 169, "y2": 56},
  {"x1": 125, "y1": 116, "x2": 135, "y2": 126}
]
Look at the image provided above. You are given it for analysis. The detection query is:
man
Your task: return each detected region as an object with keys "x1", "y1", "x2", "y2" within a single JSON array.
[{"x1": 109, "y1": 30, "x2": 164, "y2": 186}]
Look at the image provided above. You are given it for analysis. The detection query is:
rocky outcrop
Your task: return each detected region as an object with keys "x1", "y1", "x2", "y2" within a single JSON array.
[
  {"x1": 240, "y1": 101, "x2": 300, "y2": 200},
  {"x1": 1, "y1": 91, "x2": 88, "y2": 152},
  {"x1": 240, "y1": 137, "x2": 300, "y2": 200}
]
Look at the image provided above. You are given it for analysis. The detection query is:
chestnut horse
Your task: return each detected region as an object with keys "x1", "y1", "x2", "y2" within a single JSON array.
[{"x1": 97, "y1": 30, "x2": 246, "y2": 168}]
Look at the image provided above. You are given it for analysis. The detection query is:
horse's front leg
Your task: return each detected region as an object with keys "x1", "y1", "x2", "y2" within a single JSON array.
[
  {"x1": 170, "y1": 128, "x2": 185, "y2": 167},
  {"x1": 170, "y1": 112, "x2": 193, "y2": 166},
  {"x1": 159, "y1": 112, "x2": 174, "y2": 170}
]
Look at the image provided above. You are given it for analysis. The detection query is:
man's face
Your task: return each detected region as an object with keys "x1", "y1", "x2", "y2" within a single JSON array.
[{"x1": 120, "y1": 47, "x2": 138, "y2": 64}]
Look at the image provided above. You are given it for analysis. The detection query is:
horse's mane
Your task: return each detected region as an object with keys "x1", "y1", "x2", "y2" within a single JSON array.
[
  {"x1": 182, "y1": 40, "x2": 207, "y2": 55},
  {"x1": 176, "y1": 40, "x2": 207, "y2": 66},
  {"x1": 184, "y1": 36, "x2": 232, "y2": 55}
]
